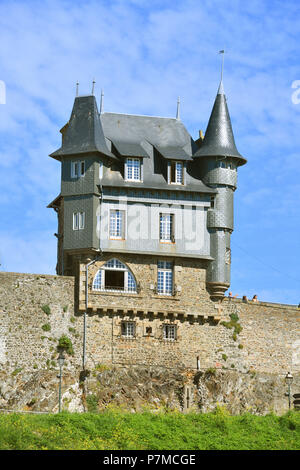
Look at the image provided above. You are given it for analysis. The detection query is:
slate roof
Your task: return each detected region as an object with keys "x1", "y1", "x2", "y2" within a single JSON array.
[
  {"x1": 50, "y1": 95, "x2": 114, "y2": 160},
  {"x1": 100, "y1": 112, "x2": 196, "y2": 160},
  {"x1": 194, "y1": 81, "x2": 246, "y2": 166}
]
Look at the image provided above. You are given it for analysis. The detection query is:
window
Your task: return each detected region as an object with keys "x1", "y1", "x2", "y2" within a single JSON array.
[
  {"x1": 225, "y1": 247, "x2": 231, "y2": 265},
  {"x1": 163, "y1": 324, "x2": 177, "y2": 341},
  {"x1": 210, "y1": 196, "x2": 215, "y2": 209},
  {"x1": 92, "y1": 258, "x2": 137, "y2": 293},
  {"x1": 160, "y1": 213, "x2": 174, "y2": 242},
  {"x1": 110, "y1": 210, "x2": 125, "y2": 239},
  {"x1": 121, "y1": 321, "x2": 135, "y2": 338},
  {"x1": 157, "y1": 260, "x2": 173, "y2": 295},
  {"x1": 169, "y1": 161, "x2": 184, "y2": 185},
  {"x1": 71, "y1": 160, "x2": 85, "y2": 178},
  {"x1": 73, "y1": 211, "x2": 85, "y2": 230},
  {"x1": 99, "y1": 161, "x2": 103, "y2": 179},
  {"x1": 125, "y1": 158, "x2": 142, "y2": 181}
]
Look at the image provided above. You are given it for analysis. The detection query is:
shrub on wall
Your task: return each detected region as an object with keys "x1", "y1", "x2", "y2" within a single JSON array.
[
  {"x1": 42, "y1": 324, "x2": 51, "y2": 332},
  {"x1": 57, "y1": 335, "x2": 74, "y2": 355}
]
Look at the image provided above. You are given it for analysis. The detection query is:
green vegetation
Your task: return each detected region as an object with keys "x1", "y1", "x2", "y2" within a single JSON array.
[
  {"x1": 57, "y1": 335, "x2": 74, "y2": 355},
  {"x1": 221, "y1": 313, "x2": 243, "y2": 337},
  {"x1": 41, "y1": 324, "x2": 51, "y2": 332},
  {"x1": 0, "y1": 410, "x2": 299, "y2": 450},
  {"x1": 41, "y1": 305, "x2": 51, "y2": 316},
  {"x1": 86, "y1": 394, "x2": 99, "y2": 413},
  {"x1": 11, "y1": 368, "x2": 22, "y2": 377}
]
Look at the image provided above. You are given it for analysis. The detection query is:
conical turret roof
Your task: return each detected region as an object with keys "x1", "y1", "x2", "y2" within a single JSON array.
[
  {"x1": 194, "y1": 81, "x2": 246, "y2": 165},
  {"x1": 50, "y1": 95, "x2": 114, "y2": 160}
]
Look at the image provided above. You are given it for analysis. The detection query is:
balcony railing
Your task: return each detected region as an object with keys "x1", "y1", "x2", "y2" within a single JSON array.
[{"x1": 92, "y1": 285, "x2": 138, "y2": 294}]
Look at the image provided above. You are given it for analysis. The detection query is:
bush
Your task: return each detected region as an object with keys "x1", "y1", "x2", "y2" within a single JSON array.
[
  {"x1": 57, "y1": 335, "x2": 74, "y2": 355},
  {"x1": 42, "y1": 324, "x2": 51, "y2": 332}
]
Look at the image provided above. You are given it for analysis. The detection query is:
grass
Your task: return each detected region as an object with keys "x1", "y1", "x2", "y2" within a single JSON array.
[{"x1": 0, "y1": 409, "x2": 299, "y2": 450}]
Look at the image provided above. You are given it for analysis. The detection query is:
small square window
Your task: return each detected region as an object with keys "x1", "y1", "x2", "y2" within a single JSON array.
[
  {"x1": 121, "y1": 321, "x2": 135, "y2": 338},
  {"x1": 71, "y1": 160, "x2": 85, "y2": 178},
  {"x1": 163, "y1": 324, "x2": 177, "y2": 341}
]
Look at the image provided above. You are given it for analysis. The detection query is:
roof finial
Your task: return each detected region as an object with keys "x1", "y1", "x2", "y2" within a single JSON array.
[
  {"x1": 218, "y1": 50, "x2": 225, "y2": 95},
  {"x1": 219, "y1": 50, "x2": 225, "y2": 82},
  {"x1": 76, "y1": 81, "x2": 79, "y2": 97},
  {"x1": 100, "y1": 89, "x2": 104, "y2": 114},
  {"x1": 176, "y1": 96, "x2": 180, "y2": 120},
  {"x1": 92, "y1": 79, "x2": 96, "y2": 95}
]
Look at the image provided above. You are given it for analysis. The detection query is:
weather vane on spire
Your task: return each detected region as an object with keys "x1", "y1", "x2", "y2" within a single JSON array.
[
  {"x1": 92, "y1": 79, "x2": 96, "y2": 95},
  {"x1": 219, "y1": 50, "x2": 225, "y2": 82},
  {"x1": 76, "y1": 81, "x2": 79, "y2": 97}
]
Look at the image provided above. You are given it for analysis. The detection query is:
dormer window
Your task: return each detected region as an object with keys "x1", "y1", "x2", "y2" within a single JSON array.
[
  {"x1": 169, "y1": 161, "x2": 184, "y2": 185},
  {"x1": 71, "y1": 160, "x2": 85, "y2": 178},
  {"x1": 125, "y1": 158, "x2": 142, "y2": 181}
]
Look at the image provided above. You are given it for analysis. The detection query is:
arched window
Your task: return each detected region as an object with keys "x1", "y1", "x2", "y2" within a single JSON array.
[{"x1": 92, "y1": 258, "x2": 137, "y2": 293}]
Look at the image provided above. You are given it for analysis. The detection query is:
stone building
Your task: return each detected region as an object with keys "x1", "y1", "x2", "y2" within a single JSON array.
[{"x1": 48, "y1": 79, "x2": 249, "y2": 369}]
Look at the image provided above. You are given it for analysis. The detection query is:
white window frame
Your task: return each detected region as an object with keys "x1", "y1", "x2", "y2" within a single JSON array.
[
  {"x1": 92, "y1": 258, "x2": 137, "y2": 293},
  {"x1": 109, "y1": 209, "x2": 125, "y2": 239},
  {"x1": 73, "y1": 211, "x2": 85, "y2": 230},
  {"x1": 157, "y1": 260, "x2": 173, "y2": 296},
  {"x1": 121, "y1": 321, "x2": 135, "y2": 338},
  {"x1": 71, "y1": 160, "x2": 85, "y2": 178},
  {"x1": 125, "y1": 158, "x2": 142, "y2": 182},
  {"x1": 159, "y1": 213, "x2": 175, "y2": 243},
  {"x1": 168, "y1": 161, "x2": 184, "y2": 185},
  {"x1": 163, "y1": 324, "x2": 177, "y2": 341}
]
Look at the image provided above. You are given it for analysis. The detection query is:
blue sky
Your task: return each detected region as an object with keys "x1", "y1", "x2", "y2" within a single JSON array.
[{"x1": 0, "y1": 0, "x2": 299, "y2": 304}]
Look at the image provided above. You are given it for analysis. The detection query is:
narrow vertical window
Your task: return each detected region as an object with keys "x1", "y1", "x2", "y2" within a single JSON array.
[
  {"x1": 79, "y1": 212, "x2": 85, "y2": 229},
  {"x1": 160, "y1": 213, "x2": 174, "y2": 242},
  {"x1": 157, "y1": 261, "x2": 173, "y2": 295},
  {"x1": 73, "y1": 212, "x2": 79, "y2": 230},
  {"x1": 125, "y1": 158, "x2": 141, "y2": 181},
  {"x1": 110, "y1": 210, "x2": 125, "y2": 239},
  {"x1": 73, "y1": 211, "x2": 85, "y2": 230},
  {"x1": 99, "y1": 161, "x2": 103, "y2": 179},
  {"x1": 169, "y1": 161, "x2": 183, "y2": 184}
]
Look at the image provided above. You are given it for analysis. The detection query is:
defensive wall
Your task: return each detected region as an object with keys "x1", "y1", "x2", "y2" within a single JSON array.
[{"x1": 0, "y1": 271, "x2": 299, "y2": 414}]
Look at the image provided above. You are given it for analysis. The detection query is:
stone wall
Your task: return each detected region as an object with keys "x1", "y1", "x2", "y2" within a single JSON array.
[{"x1": 0, "y1": 270, "x2": 299, "y2": 414}]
